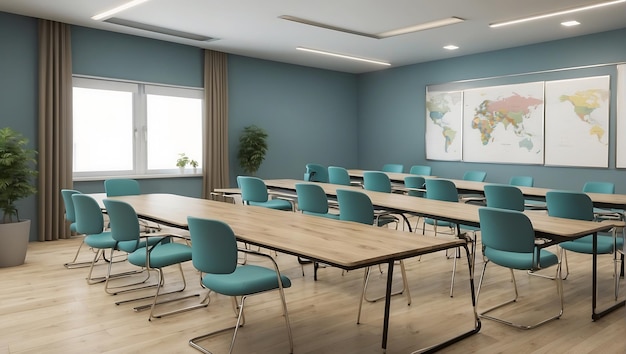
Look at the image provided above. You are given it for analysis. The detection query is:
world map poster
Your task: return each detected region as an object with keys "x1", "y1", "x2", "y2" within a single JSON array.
[
  {"x1": 544, "y1": 76, "x2": 610, "y2": 167},
  {"x1": 425, "y1": 89, "x2": 463, "y2": 161},
  {"x1": 462, "y1": 82, "x2": 545, "y2": 164}
]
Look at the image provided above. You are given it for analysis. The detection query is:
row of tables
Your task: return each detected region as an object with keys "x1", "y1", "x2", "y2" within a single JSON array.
[{"x1": 104, "y1": 171, "x2": 625, "y2": 353}]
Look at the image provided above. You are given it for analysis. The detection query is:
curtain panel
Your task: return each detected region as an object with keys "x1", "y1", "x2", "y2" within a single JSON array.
[{"x1": 37, "y1": 20, "x2": 73, "y2": 241}]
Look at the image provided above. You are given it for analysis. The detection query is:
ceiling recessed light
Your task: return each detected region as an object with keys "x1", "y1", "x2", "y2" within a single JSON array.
[
  {"x1": 443, "y1": 45, "x2": 459, "y2": 50},
  {"x1": 296, "y1": 47, "x2": 390, "y2": 66},
  {"x1": 92, "y1": 0, "x2": 150, "y2": 21},
  {"x1": 490, "y1": 0, "x2": 626, "y2": 28},
  {"x1": 561, "y1": 20, "x2": 581, "y2": 27}
]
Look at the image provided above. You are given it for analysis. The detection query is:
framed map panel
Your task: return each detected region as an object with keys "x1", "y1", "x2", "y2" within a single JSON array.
[
  {"x1": 462, "y1": 82, "x2": 544, "y2": 164},
  {"x1": 425, "y1": 89, "x2": 463, "y2": 161},
  {"x1": 544, "y1": 76, "x2": 610, "y2": 168},
  {"x1": 616, "y1": 65, "x2": 626, "y2": 168}
]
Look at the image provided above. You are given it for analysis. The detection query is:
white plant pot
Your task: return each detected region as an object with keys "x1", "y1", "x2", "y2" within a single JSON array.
[
  {"x1": 0, "y1": 219, "x2": 30, "y2": 267},
  {"x1": 179, "y1": 167, "x2": 185, "y2": 174}
]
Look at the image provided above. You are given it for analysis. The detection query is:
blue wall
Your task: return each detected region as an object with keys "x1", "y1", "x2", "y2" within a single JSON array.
[
  {"x1": 0, "y1": 12, "x2": 38, "y2": 240},
  {"x1": 358, "y1": 28, "x2": 626, "y2": 192},
  {"x1": 2, "y1": 9, "x2": 626, "y2": 241}
]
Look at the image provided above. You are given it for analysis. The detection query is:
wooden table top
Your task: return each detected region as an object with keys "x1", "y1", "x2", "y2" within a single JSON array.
[
  {"x1": 93, "y1": 193, "x2": 465, "y2": 270},
  {"x1": 263, "y1": 179, "x2": 622, "y2": 242},
  {"x1": 347, "y1": 169, "x2": 626, "y2": 209}
]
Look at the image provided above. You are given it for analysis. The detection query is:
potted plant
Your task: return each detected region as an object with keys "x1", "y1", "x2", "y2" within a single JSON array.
[
  {"x1": 190, "y1": 159, "x2": 199, "y2": 174},
  {"x1": 176, "y1": 153, "x2": 189, "y2": 173},
  {"x1": 237, "y1": 125, "x2": 268, "y2": 175},
  {"x1": 0, "y1": 127, "x2": 38, "y2": 267}
]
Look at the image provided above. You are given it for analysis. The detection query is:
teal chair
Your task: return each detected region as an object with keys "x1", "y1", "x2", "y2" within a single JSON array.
[
  {"x1": 424, "y1": 179, "x2": 479, "y2": 296},
  {"x1": 403, "y1": 176, "x2": 426, "y2": 233},
  {"x1": 477, "y1": 207, "x2": 563, "y2": 329},
  {"x1": 409, "y1": 165, "x2": 432, "y2": 176},
  {"x1": 236, "y1": 176, "x2": 293, "y2": 211},
  {"x1": 463, "y1": 170, "x2": 487, "y2": 182},
  {"x1": 295, "y1": 183, "x2": 339, "y2": 220},
  {"x1": 546, "y1": 190, "x2": 623, "y2": 298},
  {"x1": 484, "y1": 184, "x2": 525, "y2": 212},
  {"x1": 103, "y1": 199, "x2": 208, "y2": 321},
  {"x1": 582, "y1": 181, "x2": 622, "y2": 220},
  {"x1": 362, "y1": 171, "x2": 407, "y2": 228},
  {"x1": 62, "y1": 189, "x2": 92, "y2": 269},
  {"x1": 304, "y1": 163, "x2": 329, "y2": 183},
  {"x1": 72, "y1": 194, "x2": 149, "y2": 286},
  {"x1": 104, "y1": 178, "x2": 141, "y2": 196},
  {"x1": 328, "y1": 166, "x2": 353, "y2": 186},
  {"x1": 382, "y1": 163, "x2": 404, "y2": 173},
  {"x1": 509, "y1": 176, "x2": 534, "y2": 187},
  {"x1": 295, "y1": 183, "x2": 340, "y2": 280},
  {"x1": 336, "y1": 189, "x2": 411, "y2": 323},
  {"x1": 187, "y1": 217, "x2": 293, "y2": 354}
]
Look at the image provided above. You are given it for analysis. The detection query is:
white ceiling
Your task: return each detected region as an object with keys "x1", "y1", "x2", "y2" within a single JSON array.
[{"x1": 1, "y1": 0, "x2": 625, "y2": 73}]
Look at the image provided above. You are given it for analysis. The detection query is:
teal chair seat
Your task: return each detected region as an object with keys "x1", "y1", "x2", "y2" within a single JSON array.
[
  {"x1": 202, "y1": 265, "x2": 292, "y2": 296},
  {"x1": 84, "y1": 232, "x2": 116, "y2": 249},
  {"x1": 559, "y1": 235, "x2": 623, "y2": 255},
  {"x1": 248, "y1": 199, "x2": 293, "y2": 210},
  {"x1": 484, "y1": 248, "x2": 559, "y2": 270},
  {"x1": 127, "y1": 242, "x2": 193, "y2": 269}
]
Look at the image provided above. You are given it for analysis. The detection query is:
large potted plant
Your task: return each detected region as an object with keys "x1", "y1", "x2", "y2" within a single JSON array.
[
  {"x1": 237, "y1": 125, "x2": 268, "y2": 175},
  {"x1": 0, "y1": 127, "x2": 38, "y2": 267}
]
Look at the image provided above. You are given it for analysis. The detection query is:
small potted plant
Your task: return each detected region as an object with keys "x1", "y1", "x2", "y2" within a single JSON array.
[
  {"x1": 190, "y1": 159, "x2": 199, "y2": 174},
  {"x1": 176, "y1": 153, "x2": 189, "y2": 173},
  {"x1": 237, "y1": 125, "x2": 268, "y2": 175},
  {"x1": 0, "y1": 127, "x2": 38, "y2": 267}
]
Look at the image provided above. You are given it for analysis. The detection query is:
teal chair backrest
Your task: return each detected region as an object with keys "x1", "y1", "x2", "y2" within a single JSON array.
[
  {"x1": 237, "y1": 176, "x2": 269, "y2": 203},
  {"x1": 409, "y1": 165, "x2": 432, "y2": 176},
  {"x1": 102, "y1": 199, "x2": 142, "y2": 243},
  {"x1": 479, "y1": 207, "x2": 535, "y2": 254},
  {"x1": 509, "y1": 176, "x2": 534, "y2": 187},
  {"x1": 295, "y1": 183, "x2": 329, "y2": 214},
  {"x1": 425, "y1": 179, "x2": 458, "y2": 202},
  {"x1": 463, "y1": 170, "x2": 487, "y2": 182},
  {"x1": 484, "y1": 184, "x2": 525, "y2": 211},
  {"x1": 104, "y1": 179, "x2": 140, "y2": 197},
  {"x1": 362, "y1": 171, "x2": 392, "y2": 193},
  {"x1": 61, "y1": 189, "x2": 81, "y2": 223},
  {"x1": 72, "y1": 194, "x2": 105, "y2": 235},
  {"x1": 382, "y1": 164, "x2": 404, "y2": 173},
  {"x1": 336, "y1": 189, "x2": 374, "y2": 225},
  {"x1": 328, "y1": 166, "x2": 351, "y2": 186},
  {"x1": 545, "y1": 191, "x2": 594, "y2": 221},
  {"x1": 582, "y1": 181, "x2": 615, "y2": 194},
  {"x1": 404, "y1": 176, "x2": 426, "y2": 198},
  {"x1": 305, "y1": 163, "x2": 329, "y2": 183},
  {"x1": 188, "y1": 217, "x2": 238, "y2": 275}
]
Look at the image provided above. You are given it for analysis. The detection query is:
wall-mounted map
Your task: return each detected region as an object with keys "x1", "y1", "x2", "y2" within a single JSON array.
[
  {"x1": 462, "y1": 82, "x2": 544, "y2": 164},
  {"x1": 544, "y1": 76, "x2": 610, "y2": 167},
  {"x1": 425, "y1": 90, "x2": 463, "y2": 161}
]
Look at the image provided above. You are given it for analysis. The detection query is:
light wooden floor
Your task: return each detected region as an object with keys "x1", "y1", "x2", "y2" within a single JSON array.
[{"x1": 0, "y1": 220, "x2": 624, "y2": 354}]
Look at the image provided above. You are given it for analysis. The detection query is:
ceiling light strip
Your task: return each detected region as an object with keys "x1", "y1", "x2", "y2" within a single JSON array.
[
  {"x1": 280, "y1": 16, "x2": 378, "y2": 39},
  {"x1": 378, "y1": 17, "x2": 464, "y2": 38},
  {"x1": 296, "y1": 47, "x2": 390, "y2": 66},
  {"x1": 92, "y1": 0, "x2": 150, "y2": 21},
  {"x1": 490, "y1": 0, "x2": 626, "y2": 28}
]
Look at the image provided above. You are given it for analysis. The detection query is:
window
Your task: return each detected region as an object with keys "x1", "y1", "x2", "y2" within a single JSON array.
[{"x1": 72, "y1": 77, "x2": 203, "y2": 178}]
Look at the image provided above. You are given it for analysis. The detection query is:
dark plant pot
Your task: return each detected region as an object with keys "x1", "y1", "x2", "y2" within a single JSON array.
[{"x1": 0, "y1": 219, "x2": 30, "y2": 267}]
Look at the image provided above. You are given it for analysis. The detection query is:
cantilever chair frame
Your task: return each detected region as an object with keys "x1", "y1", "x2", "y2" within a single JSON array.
[{"x1": 62, "y1": 189, "x2": 100, "y2": 269}]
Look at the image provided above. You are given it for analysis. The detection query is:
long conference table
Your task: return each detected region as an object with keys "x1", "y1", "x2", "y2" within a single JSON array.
[
  {"x1": 94, "y1": 193, "x2": 478, "y2": 353},
  {"x1": 260, "y1": 178, "x2": 626, "y2": 321}
]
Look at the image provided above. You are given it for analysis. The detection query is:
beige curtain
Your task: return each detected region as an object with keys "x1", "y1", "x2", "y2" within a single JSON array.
[
  {"x1": 37, "y1": 20, "x2": 73, "y2": 241},
  {"x1": 202, "y1": 50, "x2": 229, "y2": 198}
]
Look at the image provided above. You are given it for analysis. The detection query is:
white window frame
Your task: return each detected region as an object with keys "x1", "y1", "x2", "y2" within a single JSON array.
[{"x1": 72, "y1": 76, "x2": 204, "y2": 179}]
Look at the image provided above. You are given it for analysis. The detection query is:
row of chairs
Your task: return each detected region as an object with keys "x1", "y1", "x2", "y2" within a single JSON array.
[
  {"x1": 63, "y1": 179, "x2": 293, "y2": 353},
  {"x1": 304, "y1": 163, "x2": 433, "y2": 184}
]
